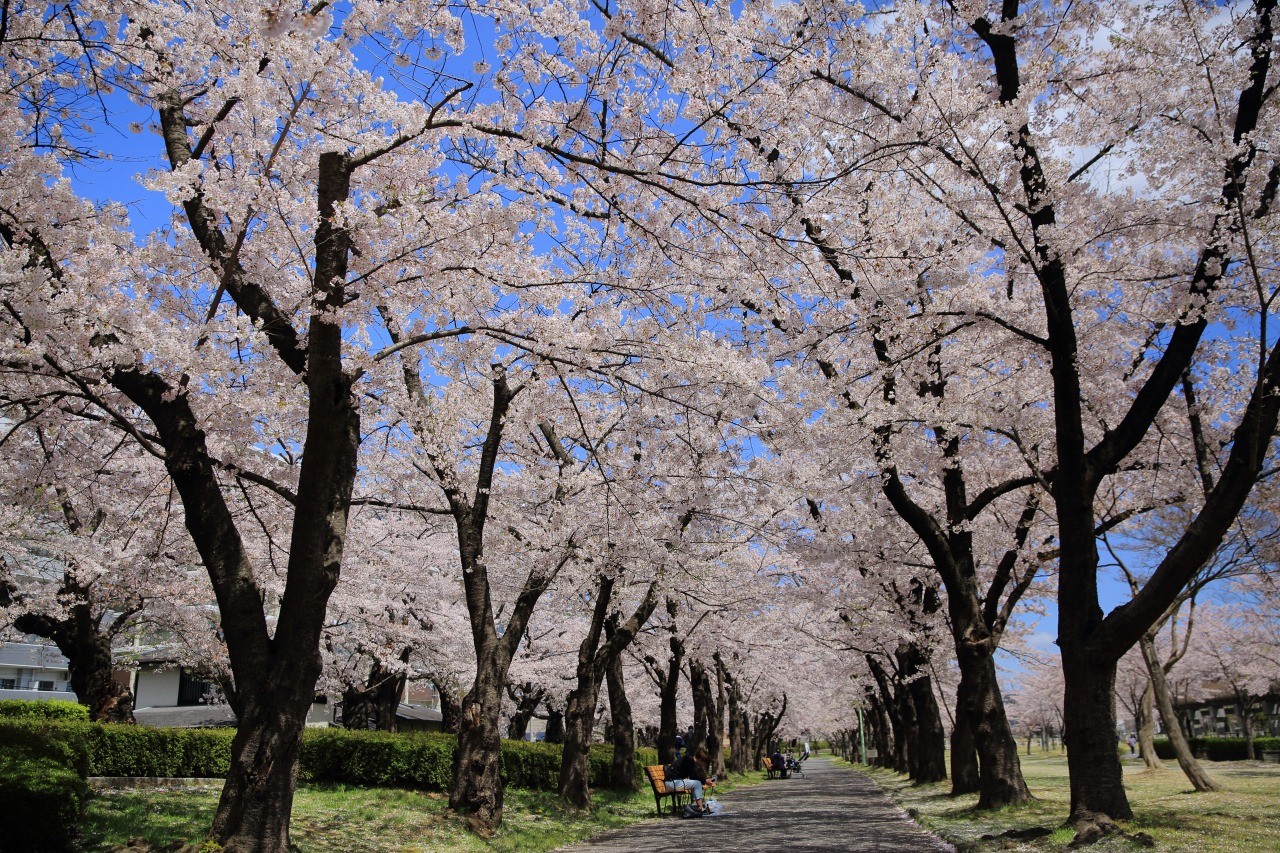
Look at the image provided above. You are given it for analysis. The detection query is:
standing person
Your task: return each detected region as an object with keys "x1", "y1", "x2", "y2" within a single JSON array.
[
  {"x1": 1127, "y1": 734, "x2": 1137, "y2": 757},
  {"x1": 670, "y1": 746, "x2": 714, "y2": 816}
]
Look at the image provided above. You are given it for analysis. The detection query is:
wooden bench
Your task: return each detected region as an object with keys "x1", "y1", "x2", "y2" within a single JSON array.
[
  {"x1": 762, "y1": 756, "x2": 779, "y2": 779},
  {"x1": 643, "y1": 765, "x2": 690, "y2": 816}
]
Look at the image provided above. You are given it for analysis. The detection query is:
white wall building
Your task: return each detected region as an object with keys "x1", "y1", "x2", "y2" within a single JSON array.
[{"x1": 0, "y1": 641, "x2": 78, "y2": 702}]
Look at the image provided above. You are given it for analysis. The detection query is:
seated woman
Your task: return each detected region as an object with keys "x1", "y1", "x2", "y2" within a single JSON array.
[{"x1": 670, "y1": 746, "x2": 715, "y2": 815}]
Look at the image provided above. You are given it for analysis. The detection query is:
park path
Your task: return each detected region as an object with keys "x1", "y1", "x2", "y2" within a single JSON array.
[{"x1": 559, "y1": 757, "x2": 953, "y2": 852}]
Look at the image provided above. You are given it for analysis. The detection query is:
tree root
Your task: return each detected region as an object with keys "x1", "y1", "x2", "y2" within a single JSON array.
[{"x1": 1067, "y1": 812, "x2": 1154, "y2": 848}]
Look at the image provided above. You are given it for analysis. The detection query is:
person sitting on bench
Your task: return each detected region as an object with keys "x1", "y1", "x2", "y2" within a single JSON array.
[
  {"x1": 770, "y1": 748, "x2": 790, "y2": 778},
  {"x1": 670, "y1": 746, "x2": 714, "y2": 815}
]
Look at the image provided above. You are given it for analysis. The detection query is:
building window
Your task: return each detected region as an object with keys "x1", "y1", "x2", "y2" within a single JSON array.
[
  {"x1": 36, "y1": 680, "x2": 55, "y2": 691},
  {"x1": 0, "y1": 678, "x2": 14, "y2": 690}
]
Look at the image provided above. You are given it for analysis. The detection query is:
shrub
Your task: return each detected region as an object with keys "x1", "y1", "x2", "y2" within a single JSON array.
[
  {"x1": 1152, "y1": 736, "x2": 1280, "y2": 761},
  {"x1": 0, "y1": 726, "x2": 89, "y2": 852},
  {"x1": 0, "y1": 698, "x2": 89, "y2": 722},
  {"x1": 86, "y1": 724, "x2": 235, "y2": 778},
  {"x1": 8, "y1": 719, "x2": 658, "y2": 792},
  {"x1": 0, "y1": 719, "x2": 91, "y2": 777},
  {"x1": 299, "y1": 728, "x2": 456, "y2": 789}
]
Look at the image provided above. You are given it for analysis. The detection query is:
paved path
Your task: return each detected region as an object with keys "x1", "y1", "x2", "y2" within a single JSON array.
[{"x1": 561, "y1": 757, "x2": 952, "y2": 852}]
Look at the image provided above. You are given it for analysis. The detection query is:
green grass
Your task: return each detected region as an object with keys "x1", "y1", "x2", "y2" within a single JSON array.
[
  {"x1": 837, "y1": 749, "x2": 1280, "y2": 852},
  {"x1": 81, "y1": 770, "x2": 767, "y2": 851}
]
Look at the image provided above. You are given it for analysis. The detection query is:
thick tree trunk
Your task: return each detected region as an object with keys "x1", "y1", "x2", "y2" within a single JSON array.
[
  {"x1": 15, "y1": 605, "x2": 135, "y2": 724},
  {"x1": 864, "y1": 673, "x2": 894, "y2": 769},
  {"x1": 373, "y1": 653, "x2": 408, "y2": 733},
  {"x1": 1140, "y1": 635, "x2": 1217, "y2": 790},
  {"x1": 1061, "y1": 646, "x2": 1133, "y2": 821},
  {"x1": 655, "y1": 637, "x2": 683, "y2": 763},
  {"x1": 342, "y1": 686, "x2": 373, "y2": 730},
  {"x1": 211, "y1": 649, "x2": 323, "y2": 851},
  {"x1": 1137, "y1": 681, "x2": 1163, "y2": 770},
  {"x1": 344, "y1": 652, "x2": 407, "y2": 732},
  {"x1": 450, "y1": 666, "x2": 506, "y2": 833},
  {"x1": 689, "y1": 658, "x2": 714, "y2": 756},
  {"x1": 899, "y1": 643, "x2": 947, "y2": 784},
  {"x1": 949, "y1": 694, "x2": 980, "y2": 795},
  {"x1": 605, "y1": 653, "x2": 638, "y2": 791},
  {"x1": 750, "y1": 696, "x2": 787, "y2": 771},
  {"x1": 433, "y1": 678, "x2": 462, "y2": 734},
  {"x1": 558, "y1": 680, "x2": 601, "y2": 807},
  {"x1": 544, "y1": 706, "x2": 565, "y2": 744},
  {"x1": 63, "y1": 624, "x2": 135, "y2": 723},
  {"x1": 724, "y1": 667, "x2": 751, "y2": 775},
  {"x1": 505, "y1": 682, "x2": 543, "y2": 741},
  {"x1": 955, "y1": 648, "x2": 1030, "y2": 806},
  {"x1": 710, "y1": 659, "x2": 727, "y2": 778}
]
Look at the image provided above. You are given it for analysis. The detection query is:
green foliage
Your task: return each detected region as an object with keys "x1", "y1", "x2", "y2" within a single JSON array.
[
  {"x1": 0, "y1": 698, "x2": 89, "y2": 722},
  {"x1": 298, "y1": 729, "x2": 655, "y2": 790},
  {"x1": 1152, "y1": 736, "x2": 1280, "y2": 761},
  {"x1": 10, "y1": 718, "x2": 656, "y2": 792},
  {"x1": 0, "y1": 725, "x2": 90, "y2": 852},
  {"x1": 87, "y1": 723, "x2": 235, "y2": 777},
  {"x1": 0, "y1": 719, "x2": 91, "y2": 777},
  {"x1": 299, "y1": 728, "x2": 457, "y2": 789}
]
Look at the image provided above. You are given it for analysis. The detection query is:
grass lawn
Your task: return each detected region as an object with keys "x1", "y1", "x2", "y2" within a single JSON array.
[
  {"x1": 842, "y1": 749, "x2": 1280, "y2": 852},
  {"x1": 81, "y1": 771, "x2": 766, "y2": 852}
]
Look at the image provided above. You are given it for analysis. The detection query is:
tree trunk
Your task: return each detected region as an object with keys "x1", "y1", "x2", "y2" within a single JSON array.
[
  {"x1": 955, "y1": 647, "x2": 1030, "y2": 806},
  {"x1": 544, "y1": 706, "x2": 565, "y2": 744},
  {"x1": 211, "y1": 648, "x2": 324, "y2": 851},
  {"x1": 557, "y1": 576, "x2": 658, "y2": 808},
  {"x1": 1140, "y1": 635, "x2": 1217, "y2": 790},
  {"x1": 710, "y1": 658, "x2": 727, "y2": 778},
  {"x1": 505, "y1": 682, "x2": 543, "y2": 741},
  {"x1": 689, "y1": 658, "x2": 714, "y2": 757},
  {"x1": 342, "y1": 685, "x2": 373, "y2": 730},
  {"x1": 949, "y1": 693, "x2": 980, "y2": 795},
  {"x1": 14, "y1": 604, "x2": 135, "y2": 724},
  {"x1": 64, "y1": 625, "x2": 135, "y2": 724},
  {"x1": 899, "y1": 642, "x2": 947, "y2": 784},
  {"x1": 372, "y1": 652, "x2": 408, "y2": 733},
  {"x1": 605, "y1": 652, "x2": 638, "y2": 791},
  {"x1": 450, "y1": 666, "x2": 506, "y2": 834},
  {"x1": 434, "y1": 678, "x2": 462, "y2": 734},
  {"x1": 863, "y1": 678, "x2": 893, "y2": 769},
  {"x1": 1243, "y1": 702, "x2": 1256, "y2": 761},
  {"x1": 654, "y1": 636, "x2": 683, "y2": 763},
  {"x1": 558, "y1": 679, "x2": 601, "y2": 808},
  {"x1": 1061, "y1": 646, "x2": 1133, "y2": 821},
  {"x1": 722, "y1": 662, "x2": 751, "y2": 775},
  {"x1": 1137, "y1": 681, "x2": 1163, "y2": 770},
  {"x1": 869, "y1": 656, "x2": 910, "y2": 774}
]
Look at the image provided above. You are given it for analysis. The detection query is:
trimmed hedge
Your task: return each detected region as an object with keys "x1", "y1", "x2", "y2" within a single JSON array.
[
  {"x1": 0, "y1": 725, "x2": 90, "y2": 852},
  {"x1": 0, "y1": 698, "x2": 89, "y2": 722},
  {"x1": 1152, "y1": 735, "x2": 1280, "y2": 761},
  {"x1": 2, "y1": 719, "x2": 660, "y2": 791}
]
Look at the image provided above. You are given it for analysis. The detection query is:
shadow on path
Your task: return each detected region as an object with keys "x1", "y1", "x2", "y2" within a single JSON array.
[{"x1": 560, "y1": 757, "x2": 953, "y2": 852}]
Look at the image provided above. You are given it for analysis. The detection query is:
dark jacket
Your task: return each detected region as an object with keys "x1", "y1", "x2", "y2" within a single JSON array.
[{"x1": 672, "y1": 753, "x2": 707, "y2": 784}]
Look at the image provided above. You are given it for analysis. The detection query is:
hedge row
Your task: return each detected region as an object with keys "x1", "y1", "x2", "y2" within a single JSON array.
[
  {"x1": 0, "y1": 718, "x2": 659, "y2": 791},
  {"x1": 1152, "y1": 735, "x2": 1280, "y2": 761},
  {"x1": 0, "y1": 698, "x2": 89, "y2": 722},
  {"x1": 0, "y1": 723, "x2": 90, "y2": 852}
]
